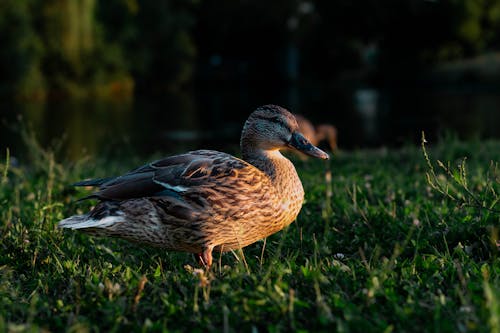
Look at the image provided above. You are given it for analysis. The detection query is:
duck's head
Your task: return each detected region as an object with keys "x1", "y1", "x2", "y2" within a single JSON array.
[{"x1": 241, "y1": 105, "x2": 329, "y2": 160}]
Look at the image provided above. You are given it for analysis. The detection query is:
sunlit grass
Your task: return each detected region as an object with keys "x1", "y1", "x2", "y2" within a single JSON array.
[{"x1": 0, "y1": 135, "x2": 499, "y2": 332}]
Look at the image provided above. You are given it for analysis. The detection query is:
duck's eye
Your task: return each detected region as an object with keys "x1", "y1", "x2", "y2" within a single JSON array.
[
  {"x1": 268, "y1": 116, "x2": 282, "y2": 124},
  {"x1": 255, "y1": 115, "x2": 291, "y2": 132}
]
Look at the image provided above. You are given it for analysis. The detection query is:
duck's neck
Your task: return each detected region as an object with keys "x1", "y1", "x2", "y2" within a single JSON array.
[{"x1": 242, "y1": 147, "x2": 304, "y2": 198}]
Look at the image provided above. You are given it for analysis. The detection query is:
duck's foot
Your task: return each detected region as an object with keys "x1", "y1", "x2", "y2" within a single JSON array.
[{"x1": 196, "y1": 247, "x2": 213, "y2": 269}]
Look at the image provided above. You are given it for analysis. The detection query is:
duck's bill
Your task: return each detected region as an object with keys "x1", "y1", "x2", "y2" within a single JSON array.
[{"x1": 287, "y1": 132, "x2": 329, "y2": 160}]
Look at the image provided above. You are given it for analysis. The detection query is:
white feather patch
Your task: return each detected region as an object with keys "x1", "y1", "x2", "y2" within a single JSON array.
[
  {"x1": 153, "y1": 179, "x2": 188, "y2": 192},
  {"x1": 58, "y1": 215, "x2": 125, "y2": 229}
]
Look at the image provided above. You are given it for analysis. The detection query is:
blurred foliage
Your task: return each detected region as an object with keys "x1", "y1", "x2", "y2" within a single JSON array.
[
  {"x1": 40, "y1": 0, "x2": 134, "y2": 99},
  {"x1": 97, "y1": 0, "x2": 198, "y2": 93},
  {"x1": 1, "y1": 0, "x2": 500, "y2": 99},
  {"x1": 0, "y1": 0, "x2": 198, "y2": 99},
  {"x1": 0, "y1": 0, "x2": 45, "y2": 99}
]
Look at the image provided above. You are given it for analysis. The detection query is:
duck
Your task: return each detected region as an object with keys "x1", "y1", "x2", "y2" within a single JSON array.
[
  {"x1": 58, "y1": 105, "x2": 329, "y2": 268},
  {"x1": 293, "y1": 114, "x2": 338, "y2": 152}
]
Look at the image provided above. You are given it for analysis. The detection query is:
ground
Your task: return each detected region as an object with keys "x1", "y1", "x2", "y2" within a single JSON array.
[{"x1": 0, "y1": 135, "x2": 499, "y2": 332}]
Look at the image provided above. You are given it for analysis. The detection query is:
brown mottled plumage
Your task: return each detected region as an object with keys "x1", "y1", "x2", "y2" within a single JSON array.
[{"x1": 58, "y1": 105, "x2": 329, "y2": 267}]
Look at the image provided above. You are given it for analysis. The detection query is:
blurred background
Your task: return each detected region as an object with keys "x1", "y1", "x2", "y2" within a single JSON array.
[{"x1": 1, "y1": 0, "x2": 500, "y2": 159}]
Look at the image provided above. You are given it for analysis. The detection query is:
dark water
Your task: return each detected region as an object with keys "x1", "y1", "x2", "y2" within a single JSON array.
[{"x1": 1, "y1": 83, "x2": 500, "y2": 161}]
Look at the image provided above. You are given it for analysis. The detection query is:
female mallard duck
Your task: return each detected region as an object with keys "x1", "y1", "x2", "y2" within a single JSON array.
[{"x1": 58, "y1": 105, "x2": 329, "y2": 267}]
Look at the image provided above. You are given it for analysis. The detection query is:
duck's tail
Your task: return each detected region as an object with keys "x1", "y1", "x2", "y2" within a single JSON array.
[{"x1": 58, "y1": 214, "x2": 125, "y2": 230}]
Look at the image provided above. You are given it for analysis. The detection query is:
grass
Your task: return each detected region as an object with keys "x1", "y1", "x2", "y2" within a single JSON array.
[{"x1": 0, "y1": 133, "x2": 499, "y2": 333}]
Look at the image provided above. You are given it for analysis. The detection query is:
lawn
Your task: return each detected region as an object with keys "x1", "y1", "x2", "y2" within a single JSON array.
[{"x1": 0, "y1": 134, "x2": 499, "y2": 332}]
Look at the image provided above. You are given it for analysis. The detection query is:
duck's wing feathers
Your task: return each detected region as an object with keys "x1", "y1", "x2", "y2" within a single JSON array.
[{"x1": 77, "y1": 150, "x2": 256, "y2": 201}]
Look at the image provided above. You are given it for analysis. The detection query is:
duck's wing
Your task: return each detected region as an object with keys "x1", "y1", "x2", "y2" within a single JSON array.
[{"x1": 76, "y1": 150, "x2": 256, "y2": 201}]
